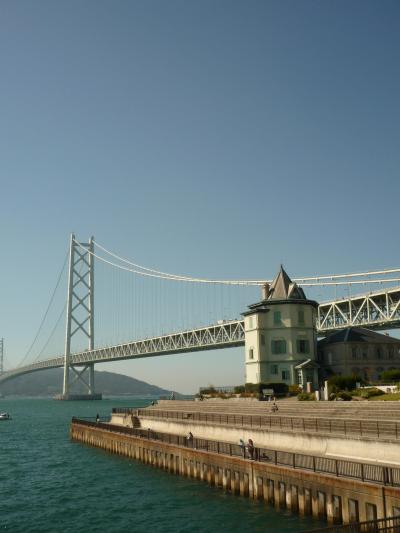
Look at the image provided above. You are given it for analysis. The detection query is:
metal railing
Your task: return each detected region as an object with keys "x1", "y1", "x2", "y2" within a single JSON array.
[
  {"x1": 303, "y1": 515, "x2": 400, "y2": 532},
  {"x1": 71, "y1": 418, "x2": 400, "y2": 487},
  {"x1": 112, "y1": 408, "x2": 400, "y2": 440}
]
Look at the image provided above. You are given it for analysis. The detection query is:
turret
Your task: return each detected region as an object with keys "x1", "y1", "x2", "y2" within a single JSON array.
[{"x1": 242, "y1": 267, "x2": 319, "y2": 388}]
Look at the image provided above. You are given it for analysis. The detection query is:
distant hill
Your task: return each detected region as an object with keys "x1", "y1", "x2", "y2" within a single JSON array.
[{"x1": 0, "y1": 368, "x2": 182, "y2": 397}]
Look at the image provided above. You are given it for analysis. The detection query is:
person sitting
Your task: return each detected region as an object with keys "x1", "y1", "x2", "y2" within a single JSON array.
[{"x1": 186, "y1": 431, "x2": 194, "y2": 447}]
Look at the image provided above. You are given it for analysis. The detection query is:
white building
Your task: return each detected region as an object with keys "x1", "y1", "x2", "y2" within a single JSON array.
[{"x1": 243, "y1": 267, "x2": 319, "y2": 388}]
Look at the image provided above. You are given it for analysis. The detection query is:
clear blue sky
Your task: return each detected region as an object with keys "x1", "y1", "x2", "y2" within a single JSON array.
[{"x1": 1, "y1": 1, "x2": 399, "y2": 393}]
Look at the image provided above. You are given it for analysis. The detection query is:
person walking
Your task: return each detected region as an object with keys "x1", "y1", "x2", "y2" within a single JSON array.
[{"x1": 238, "y1": 438, "x2": 245, "y2": 458}]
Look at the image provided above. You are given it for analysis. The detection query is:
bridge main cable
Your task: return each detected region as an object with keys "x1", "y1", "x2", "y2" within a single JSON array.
[{"x1": 74, "y1": 239, "x2": 400, "y2": 287}]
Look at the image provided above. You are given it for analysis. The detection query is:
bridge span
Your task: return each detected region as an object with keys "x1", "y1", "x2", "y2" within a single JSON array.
[{"x1": 0, "y1": 320, "x2": 245, "y2": 386}]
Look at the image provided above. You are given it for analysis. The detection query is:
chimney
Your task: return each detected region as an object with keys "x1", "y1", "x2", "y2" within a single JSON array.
[{"x1": 262, "y1": 283, "x2": 270, "y2": 300}]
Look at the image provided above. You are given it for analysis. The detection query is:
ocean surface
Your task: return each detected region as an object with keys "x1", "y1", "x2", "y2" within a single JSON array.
[{"x1": 0, "y1": 398, "x2": 324, "y2": 533}]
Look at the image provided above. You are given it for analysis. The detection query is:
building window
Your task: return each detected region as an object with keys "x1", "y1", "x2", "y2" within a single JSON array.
[
  {"x1": 298, "y1": 310, "x2": 305, "y2": 325},
  {"x1": 297, "y1": 370, "x2": 303, "y2": 384},
  {"x1": 365, "y1": 503, "x2": 377, "y2": 522},
  {"x1": 249, "y1": 348, "x2": 254, "y2": 360},
  {"x1": 362, "y1": 350, "x2": 368, "y2": 360},
  {"x1": 271, "y1": 364, "x2": 278, "y2": 375},
  {"x1": 281, "y1": 369, "x2": 290, "y2": 381},
  {"x1": 260, "y1": 334, "x2": 265, "y2": 346},
  {"x1": 376, "y1": 348, "x2": 382, "y2": 359},
  {"x1": 348, "y1": 499, "x2": 359, "y2": 523},
  {"x1": 352, "y1": 347, "x2": 357, "y2": 359},
  {"x1": 271, "y1": 339, "x2": 286, "y2": 354},
  {"x1": 273, "y1": 311, "x2": 282, "y2": 325},
  {"x1": 388, "y1": 347, "x2": 394, "y2": 359},
  {"x1": 297, "y1": 339, "x2": 309, "y2": 354}
]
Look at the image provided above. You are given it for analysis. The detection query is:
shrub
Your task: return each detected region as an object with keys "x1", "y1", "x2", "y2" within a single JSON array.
[
  {"x1": 200, "y1": 386, "x2": 217, "y2": 395},
  {"x1": 298, "y1": 392, "x2": 315, "y2": 401},
  {"x1": 234, "y1": 385, "x2": 245, "y2": 394},
  {"x1": 328, "y1": 374, "x2": 363, "y2": 392},
  {"x1": 217, "y1": 392, "x2": 230, "y2": 399},
  {"x1": 335, "y1": 391, "x2": 352, "y2": 401},
  {"x1": 289, "y1": 385, "x2": 302, "y2": 396},
  {"x1": 381, "y1": 369, "x2": 400, "y2": 382},
  {"x1": 358, "y1": 387, "x2": 384, "y2": 399}
]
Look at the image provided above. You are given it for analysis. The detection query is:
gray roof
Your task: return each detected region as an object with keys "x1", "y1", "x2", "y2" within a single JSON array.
[
  {"x1": 242, "y1": 266, "x2": 318, "y2": 316},
  {"x1": 267, "y1": 266, "x2": 307, "y2": 301},
  {"x1": 319, "y1": 327, "x2": 400, "y2": 346}
]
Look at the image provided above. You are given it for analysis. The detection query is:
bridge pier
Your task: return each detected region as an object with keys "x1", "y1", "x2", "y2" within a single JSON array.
[{"x1": 54, "y1": 393, "x2": 102, "y2": 401}]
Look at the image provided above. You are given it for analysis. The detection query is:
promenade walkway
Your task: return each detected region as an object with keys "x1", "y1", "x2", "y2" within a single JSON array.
[{"x1": 114, "y1": 400, "x2": 400, "y2": 441}]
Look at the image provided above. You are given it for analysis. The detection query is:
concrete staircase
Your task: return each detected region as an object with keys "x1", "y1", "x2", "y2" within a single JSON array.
[{"x1": 144, "y1": 399, "x2": 400, "y2": 422}]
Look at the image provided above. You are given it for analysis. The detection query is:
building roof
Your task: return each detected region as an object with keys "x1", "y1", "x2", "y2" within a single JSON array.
[
  {"x1": 267, "y1": 265, "x2": 307, "y2": 301},
  {"x1": 242, "y1": 266, "x2": 318, "y2": 316},
  {"x1": 318, "y1": 327, "x2": 400, "y2": 346}
]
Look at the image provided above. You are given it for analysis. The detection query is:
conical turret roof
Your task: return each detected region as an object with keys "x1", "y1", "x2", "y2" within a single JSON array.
[
  {"x1": 242, "y1": 265, "x2": 317, "y2": 317},
  {"x1": 267, "y1": 266, "x2": 306, "y2": 301}
]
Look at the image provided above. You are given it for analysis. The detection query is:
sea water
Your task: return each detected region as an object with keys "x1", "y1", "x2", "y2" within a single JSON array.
[{"x1": 0, "y1": 398, "x2": 324, "y2": 532}]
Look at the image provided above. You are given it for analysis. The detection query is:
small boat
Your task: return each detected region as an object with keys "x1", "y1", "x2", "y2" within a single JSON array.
[{"x1": 0, "y1": 412, "x2": 11, "y2": 420}]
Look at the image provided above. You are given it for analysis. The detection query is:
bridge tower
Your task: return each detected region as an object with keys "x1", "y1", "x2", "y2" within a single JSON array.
[
  {"x1": 0, "y1": 338, "x2": 4, "y2": 374},
  {"x1": 55, "y1": 234, "x2": 101, "y2": 401}
]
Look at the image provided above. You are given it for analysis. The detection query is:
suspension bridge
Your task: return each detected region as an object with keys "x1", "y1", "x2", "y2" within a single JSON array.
[{"x1": 0, "y1": 235, "x2": 399, "y2": 398}]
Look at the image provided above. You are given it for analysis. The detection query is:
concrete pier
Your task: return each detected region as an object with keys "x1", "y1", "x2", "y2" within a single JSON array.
[{"x1": 71, "y1": 419, "x2": 400, "y2": 526}]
